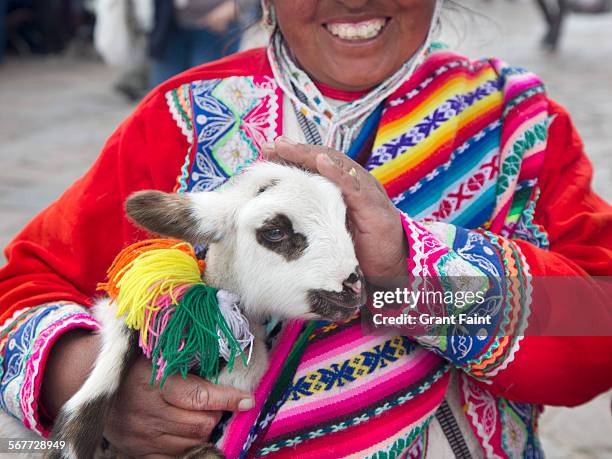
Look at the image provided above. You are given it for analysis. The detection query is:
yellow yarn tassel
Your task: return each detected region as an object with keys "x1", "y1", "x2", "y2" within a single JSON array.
[{"x1": 98, "y1": 239, "x2": 205, "y2": 347}]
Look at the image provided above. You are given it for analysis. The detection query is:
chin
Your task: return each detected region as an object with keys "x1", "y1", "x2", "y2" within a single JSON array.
[
  {"x1": 332, "y1": 71, "x2": 391, "y2": 91},
  {"x1": 319, "y1": 54, "x2": 406, "y2": 91}
]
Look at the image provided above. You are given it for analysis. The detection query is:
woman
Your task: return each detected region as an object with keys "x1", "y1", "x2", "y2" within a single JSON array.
[{"x1": 1, "y1": 0, "x2": 611, "y2": 457}]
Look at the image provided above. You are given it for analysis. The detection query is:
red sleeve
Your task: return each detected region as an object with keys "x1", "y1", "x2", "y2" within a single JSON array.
[
  {"x1": 0, "y1": 50, "x2": 271, "y2": 432},
  {"x1": 0, "y1": 89, "x2": 190, "y2": 321},
  {"x1": 481, "y1": 100, "x2": 612, "y2": 406},
  {"x1": 0, "y1": 47, "x2": 270, "y2": 320}
]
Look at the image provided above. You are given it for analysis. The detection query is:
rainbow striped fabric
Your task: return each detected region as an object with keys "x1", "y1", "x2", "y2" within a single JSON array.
[
  {"x1": 165, "y1": 47, "x2": 551, "y2": 458},
  {"x1": 367, "y1": 51, "x2": 549, "y2": 237}
]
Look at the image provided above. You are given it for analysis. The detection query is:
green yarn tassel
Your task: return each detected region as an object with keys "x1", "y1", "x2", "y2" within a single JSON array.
[{"x1": 151, "y1": 284, "x2": 248, "y2": 387}]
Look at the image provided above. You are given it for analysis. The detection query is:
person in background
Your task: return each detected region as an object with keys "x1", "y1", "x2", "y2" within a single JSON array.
[
  {"x1": 2, "y1": 0, "x2": 89, "y2": 58},
  {"x1": 149, "y1": 0, "x2": 257, "y2": 87},
  {"x1": 535, "y1": 0, "x2": 612, "y2": 51},
  {"x1": 94, "y1": 0, "x2": 153, "y2": 101}
]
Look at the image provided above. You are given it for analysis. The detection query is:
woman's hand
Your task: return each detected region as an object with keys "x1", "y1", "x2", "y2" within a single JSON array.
[
  {"x1": 42, "y1": 331, "x2": 254, "y2": 458},
  {"x1": 104, "y1": 355, "x2": 254, "y2": 458},
  {"x1": 262, "y1": 137, "x2": 408, "y2": 283}
]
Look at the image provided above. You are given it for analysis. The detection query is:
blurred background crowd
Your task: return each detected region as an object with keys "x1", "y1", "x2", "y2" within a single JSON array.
[
  {"x1": 0, "y1": 0, "x2": 611, "y2": 457},
  {"x1": 0, "y1": 0, "x2": 261, "y2": 99}
]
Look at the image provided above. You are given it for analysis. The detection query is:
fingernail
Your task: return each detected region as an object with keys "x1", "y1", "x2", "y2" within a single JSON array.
[
  {"x1": 262, "y1": 141, "x2": 275, "y2": 151},
  {"x1": 238, "y1": 397, "x2": 255, "y2": 411},
  {"x1": 276, "y1": 135, "x2": 297, "y2": 145}
]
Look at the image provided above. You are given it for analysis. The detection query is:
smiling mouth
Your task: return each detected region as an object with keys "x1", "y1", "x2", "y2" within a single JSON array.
[{"x1": 324, "y1": 17, "x2": 389, "y2": 42}]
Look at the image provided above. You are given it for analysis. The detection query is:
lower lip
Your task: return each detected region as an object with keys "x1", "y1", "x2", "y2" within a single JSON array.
[{"x1": 323, "y1": 19, "x2": 390, "y2": 46}]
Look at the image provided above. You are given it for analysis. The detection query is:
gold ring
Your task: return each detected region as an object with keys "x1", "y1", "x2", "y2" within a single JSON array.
[{"x1": 348, "y1": 167, "x2": 358, "y2": 177}]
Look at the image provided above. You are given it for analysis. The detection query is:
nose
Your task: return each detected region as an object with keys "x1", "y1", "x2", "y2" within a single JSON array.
[{"x1": 343, "y1": 272, "x2": 362, "y2": 295}]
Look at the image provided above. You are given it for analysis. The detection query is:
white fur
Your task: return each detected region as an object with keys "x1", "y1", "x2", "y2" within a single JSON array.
[
  {"x1": 217, "y1": 321, "x2": 268, "y2": 393},
  {"x1": 62, "y1": 299, "x2": 130, "y2": 415},
  {"x1": 196, "y1": 162, "x2": 359, "y2": 318},
  {"x1": 52, "y1": 162, "x2": 360, "y2": 456},
  {"x1": 49, "y1": 300, "x2": 132, "y2": 458}
]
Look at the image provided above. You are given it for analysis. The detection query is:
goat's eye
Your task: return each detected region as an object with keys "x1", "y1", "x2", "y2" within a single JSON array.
[{"x1": 262, "y1": 228, "x2": 286, "y2": 243}]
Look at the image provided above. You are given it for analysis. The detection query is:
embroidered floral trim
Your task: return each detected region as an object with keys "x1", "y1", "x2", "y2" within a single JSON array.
[
  {"x1": 511, "y1": 188, "x2": 550, "y2": 249},
  {"x1": 461, "y1": 374, "x2": 543, "y2": 459},
  {"x1": 460, "y1": 373, "x2": 503, "y2": 459},
  {"x1": 463, "y1": 231, "x2": 532, "y2": 381},
  {"x1": 0, "y1": 303, "x2": 97, "y2": 436},
  {"x1": 22, "y1": 314, "x2": 98, "y2": 436},
  {"x1": 166, "y1": 84, "x2": 195, "y2": 193},
  {"x1": 183, "y1": 76, "x2": 281, "y2": 193},
  {"x1": 399, "y1": 209, "x2": 535, "y2": 379},
  {"x1": 166, "y1": 84, "x2": 194, "y2": 144},
  {"x1": 499, "y1": 399, "x2": 528, "y2": 457},
  {"x1": 481, "y1": 243, "x2": 532, "y2": 380},
  {"x1": 401, "y1": 214, "x2": 449, "y2": 278},
  {"x1": 401, "y1": 215, "x2": 519, "y2": 365}
]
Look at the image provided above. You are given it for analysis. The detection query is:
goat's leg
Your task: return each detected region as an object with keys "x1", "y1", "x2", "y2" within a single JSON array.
[
  {"x1": 217, "y1": 321, "x2": 269, "y2": 393},
  {"x1": 46, "y1": 299, "x2": 138, "y2": 459},
  {"x1": 179, "y1": 445, "x2": 227, "y2": 459}
]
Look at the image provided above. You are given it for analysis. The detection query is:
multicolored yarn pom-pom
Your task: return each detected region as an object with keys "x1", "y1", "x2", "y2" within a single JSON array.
[{"x1": 98, "y1": 239, "x2": 249, "y2": 387}]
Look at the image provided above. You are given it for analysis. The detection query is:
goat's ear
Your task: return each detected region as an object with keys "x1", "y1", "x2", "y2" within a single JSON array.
[{"x1": 126, "y1": 190, "x2": 230, "y2": 243}]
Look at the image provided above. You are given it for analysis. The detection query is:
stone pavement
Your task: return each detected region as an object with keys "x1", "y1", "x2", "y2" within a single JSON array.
[
  {"x1": 0, "y1": 57, "x2": 132, "y2": 249},
  {"x1": 0, "y1": 0, "x2": 610, "y2": 456}
]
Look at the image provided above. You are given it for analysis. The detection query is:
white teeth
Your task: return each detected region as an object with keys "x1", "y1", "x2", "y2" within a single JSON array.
[{"x1": 325, "y1": 18, "x2": 386, "y2": 41}]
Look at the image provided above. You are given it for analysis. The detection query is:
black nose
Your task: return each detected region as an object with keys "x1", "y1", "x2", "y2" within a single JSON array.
[{"x1": 343, "y1": 272, "x2": 362, "y2": 295}]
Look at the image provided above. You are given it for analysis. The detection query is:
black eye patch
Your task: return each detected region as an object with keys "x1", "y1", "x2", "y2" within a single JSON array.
[{"x1": 255, "y1": 213, "x2": 308, "y2": 261}]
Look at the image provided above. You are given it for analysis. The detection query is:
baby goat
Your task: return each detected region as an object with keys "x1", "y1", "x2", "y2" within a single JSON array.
[{"x1": 48, "y1": 162, "x2": 366, "y2": 458}]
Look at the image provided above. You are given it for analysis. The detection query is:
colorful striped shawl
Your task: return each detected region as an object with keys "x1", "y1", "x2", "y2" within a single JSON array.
[{"x1": 165, "y1": 47, "x2": 551, "y2": 458}]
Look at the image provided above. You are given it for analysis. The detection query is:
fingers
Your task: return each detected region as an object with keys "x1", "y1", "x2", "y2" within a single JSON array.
[
  {"x1": 263, "y1": 136, "x2": 356, "y2": 174},
  {"x1": 263, "y1": 137, "x2": 320, "y2": 171},
  {"x1": 161, "y1": 373, "x2": 254, "y2": 412},
  {"x1": 156, "y1": 404, "x2": 222, "y2": 439},
  {"x1": 316, "y1": 154, "x2": 362, "y2": 200},
  {"x1": 316, "y1": 154, "x2": 366, "y2": 215}
]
